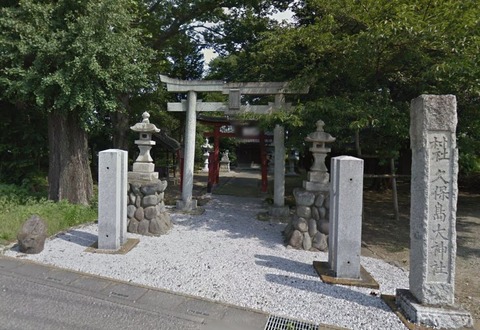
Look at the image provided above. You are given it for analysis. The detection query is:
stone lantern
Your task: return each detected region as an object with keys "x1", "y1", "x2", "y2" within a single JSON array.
[
  {"x1": 127, "y1": 112, "x2": 172, "y2": 236},
  {"x1": 128, "y1": 112, "x2": 161, "y2": 182},
  {"x1": 284, "y1": 119, "x2": 335, "y2": 252},
  {"x1": 201, "y1": 138, "x2": 212, "y2": 172},
  {"x1": 303, "y1": 120, "x2": 336, "y2": 191}
]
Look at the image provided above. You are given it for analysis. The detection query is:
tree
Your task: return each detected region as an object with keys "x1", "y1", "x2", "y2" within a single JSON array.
[
  {"x1": 207, "y1": 0, "x2": 480, "y2": 171},
  {"x1": 0, "y1": 0, "x2": 153, "y2": 204}
]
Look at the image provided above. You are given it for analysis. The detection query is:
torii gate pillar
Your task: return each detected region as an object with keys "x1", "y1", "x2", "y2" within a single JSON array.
[
  {"x1": 270, "y1": 94, "x2": 290, "y2": 217},
  {"x1": 177, "y1": 91, "x2": 198, "y2": 211}
]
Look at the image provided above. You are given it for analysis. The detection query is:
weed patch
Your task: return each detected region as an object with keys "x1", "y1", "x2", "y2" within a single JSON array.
[{"x1": 0, "y1": 184, "x2": 97, "y2": 245}]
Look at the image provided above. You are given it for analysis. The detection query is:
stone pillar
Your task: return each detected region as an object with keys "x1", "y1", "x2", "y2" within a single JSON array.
[
  {"x1": 98, "y1": 149, "x2": 128, "y2": 250},
  {"x1": 328, "y1": 156, "x2": 364, "y2": 279},
  {"x1": 178, "y1": 90, "x2": 198, "y2": 211},
  {"x1": 396, "y1": 95, "x2": 473, "y2": 329},
  {"x1": 270, "y1": 124, "x2": 289, "y2": 217}
]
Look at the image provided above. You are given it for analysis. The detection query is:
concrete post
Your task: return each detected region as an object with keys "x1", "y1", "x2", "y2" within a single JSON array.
[
  {"x1": 177, "y1": 90, "x2": 198, "y2": 211},
  {"x1": 328, "y1": 156, "x2": 364, "y2": 279},
  {"x1": 98, "y1": 149, "x2": 128, "y2": 250},
  {"x1": 396, "y1": 95, "x2": 472, "y2": 329}
]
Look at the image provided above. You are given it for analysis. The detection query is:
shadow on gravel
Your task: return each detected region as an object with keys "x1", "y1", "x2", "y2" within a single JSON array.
[
  {"x1": 255, "y1": 254, "x2": 320, "y2": 278},
  {"x1": 57, "y1": 230, "x2": 97, "y2": 247},
  {"x1": 265, "y1": 273, "x2": 390, "y2": 311}
]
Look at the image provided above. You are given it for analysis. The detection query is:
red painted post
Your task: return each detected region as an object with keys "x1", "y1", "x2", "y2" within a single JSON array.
[{"x1": 214, "y1": 125, "x2": 220, "y2": 184}]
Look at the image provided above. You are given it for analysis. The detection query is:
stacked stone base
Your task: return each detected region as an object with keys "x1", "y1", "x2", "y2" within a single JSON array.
[
  {"x1": 127, "y1": 179, "x2": 172, "y2": 236},
  {"x1": 284, "y1": 188, "x2": 329, "y2": 251}
]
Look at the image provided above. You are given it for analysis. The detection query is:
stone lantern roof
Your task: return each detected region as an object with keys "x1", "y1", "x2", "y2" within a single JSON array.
[
  {"x1": 305, "y1": 120, "x2": 336, "y2": 145},
  {"x1": 130, "y1": 112, "x2": 160, "y2": 133}
]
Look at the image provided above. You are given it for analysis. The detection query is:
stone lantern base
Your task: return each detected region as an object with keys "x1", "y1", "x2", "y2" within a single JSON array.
[
  {"x1": 127, "y1": 179, "x2": 172, "y2": 236},
  {"x1": 283, "y1": 188, "x2": 329, "y2": 251}
]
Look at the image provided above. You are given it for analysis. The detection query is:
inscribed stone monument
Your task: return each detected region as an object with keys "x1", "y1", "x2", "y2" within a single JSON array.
[{"x1": 396, "y1": 94, "x2": 473, "y2": 329}]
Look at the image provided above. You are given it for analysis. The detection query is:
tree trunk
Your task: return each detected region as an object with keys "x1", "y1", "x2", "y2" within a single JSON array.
[
  {"x1": 48, "y1": 111, "x2": 93, "y2": 205},
  {"x1": 111, "y1": 95, "x2": 130, "y2": 150}
]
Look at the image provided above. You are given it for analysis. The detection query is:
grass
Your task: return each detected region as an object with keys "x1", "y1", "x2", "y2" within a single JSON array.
[{"x1": 0, "y1": 183, "x2": 98, "y2": 246}]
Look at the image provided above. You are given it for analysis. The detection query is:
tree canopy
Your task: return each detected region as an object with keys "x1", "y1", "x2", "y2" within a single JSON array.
[
  {"x1": 0, "y1": 0, "x2": 153, "y2": 203},
  {"x1": 208, "y1": 0, "x2": 480, "y2": 170}
]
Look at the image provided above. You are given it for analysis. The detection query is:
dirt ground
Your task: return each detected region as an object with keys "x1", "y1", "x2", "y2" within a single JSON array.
[
  {"x1": 361, "y1": 180, "x2": 480, "y2": 329},
  {"x1": 166, "y1": 172, "x2": 480, "y2": 329}
]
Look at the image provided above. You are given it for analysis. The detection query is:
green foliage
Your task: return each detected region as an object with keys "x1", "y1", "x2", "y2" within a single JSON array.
[
  {"x1": 0, "y1": 183, "x2": 97, "y2": 245},
  {"x1": 207, "y1": 0, "x2": 480, "y2": 171},
  {"x1": 0, "y1": 0, "x2": 154, "y2": 131}
]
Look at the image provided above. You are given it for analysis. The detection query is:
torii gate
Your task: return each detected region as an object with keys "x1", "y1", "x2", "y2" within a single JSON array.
[{"x1": 159, "y1": 75, "x2": 308, "y2": 212}]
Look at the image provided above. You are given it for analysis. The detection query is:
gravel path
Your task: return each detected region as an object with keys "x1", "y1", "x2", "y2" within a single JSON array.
[{"x1": 5, "y1": 195, "x2": 408, "y2": 329}]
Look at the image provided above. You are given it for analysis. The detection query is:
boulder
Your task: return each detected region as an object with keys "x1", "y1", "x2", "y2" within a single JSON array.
[
  {"x1": 149, "y1": 218, "x2": 170, "y2": 235},
  {"x1": 283, "y1": 223, "x2": 294, "y2": 239},
  {"x1": 308, "y1": 219, "x2": 318, "y2": 237},
  {"x1": 318, "y1": 219, "x2": 329, "y2": 235},
  {"x1": 129, "y1": 193, "x2": 136, "y2": 205},
  {"x1": 144, "y1": 206, "x2": 158, "y2": 220},
  {"x1": 134, "y1": 207, "x2": 145, "y2": 221},
  {"x1": 142, "y1": 195, "x2": 158, "y2": 208},
  {"x1": 140, "y1": 183, "x2": 158, "y2": 196},
  {"x1": 130, "y1": 182, "x2": 141, "y2": 195},
  {"x1": 127, "y1": 205, "x2": 136, "y2": 219},
  {"x1": 17, "y1": 215, "x2": 47, "y2": 254},
  {"x1": 313, "y1": 232, "x2": 328, "y2": 251},
  {"x1": 302, "y1": 232, "x2": 312, "y2": 250},
  {"x1": 292, "y1": 217, "x2": 308, "y2": 232},
  {"x1": 288, "y1": 230, "x2": 303, "y2": 249},
  {"x1": 314, "y1": 193, "x2": 325, "y2": 207},
  {"x1": 296, "y1": 206, "x2": 311, "y2": 218},
  {"x1": 158, "y1": 212, "x2": 172, "y2": 228},
  {"x1": 127, "y1": 218, "x2": 139, "y2": 233},
  {"x1": 293, "y1": 188, "x2": 315, "y2": 206},
  {"x1": 137, "y1": 219, "x2": 150, "y2": 235},
  {"x1": 319, "y1": 206, "x2": 327, "y2": 219}
]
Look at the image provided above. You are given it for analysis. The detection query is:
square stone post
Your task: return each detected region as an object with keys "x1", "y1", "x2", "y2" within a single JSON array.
[
  {"x1": 396, "y1": 95, "x2": 473, "y2": 329},
  {"x1": 177, "y1": 90, "x2": 198, "y2": 211},
  {"x1": 98, "y1": 149, "x2": 128, "y2": 250},
  {"x1": 328, "y1": 156, "x2": 364, "y2": 279}
]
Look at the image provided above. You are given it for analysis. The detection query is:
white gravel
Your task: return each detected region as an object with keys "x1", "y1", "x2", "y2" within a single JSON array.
[{"x1": 5, "y1": 195, "x2": 409, "y2": 329}]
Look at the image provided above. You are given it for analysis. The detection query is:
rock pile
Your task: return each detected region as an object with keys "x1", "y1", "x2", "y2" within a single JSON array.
[
  {"x1": 284, "y1": 189, "x2": 329, "y2": 251},
  {"x1": 127, "y1": 180, "x2": 172, "y2": 236}
]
